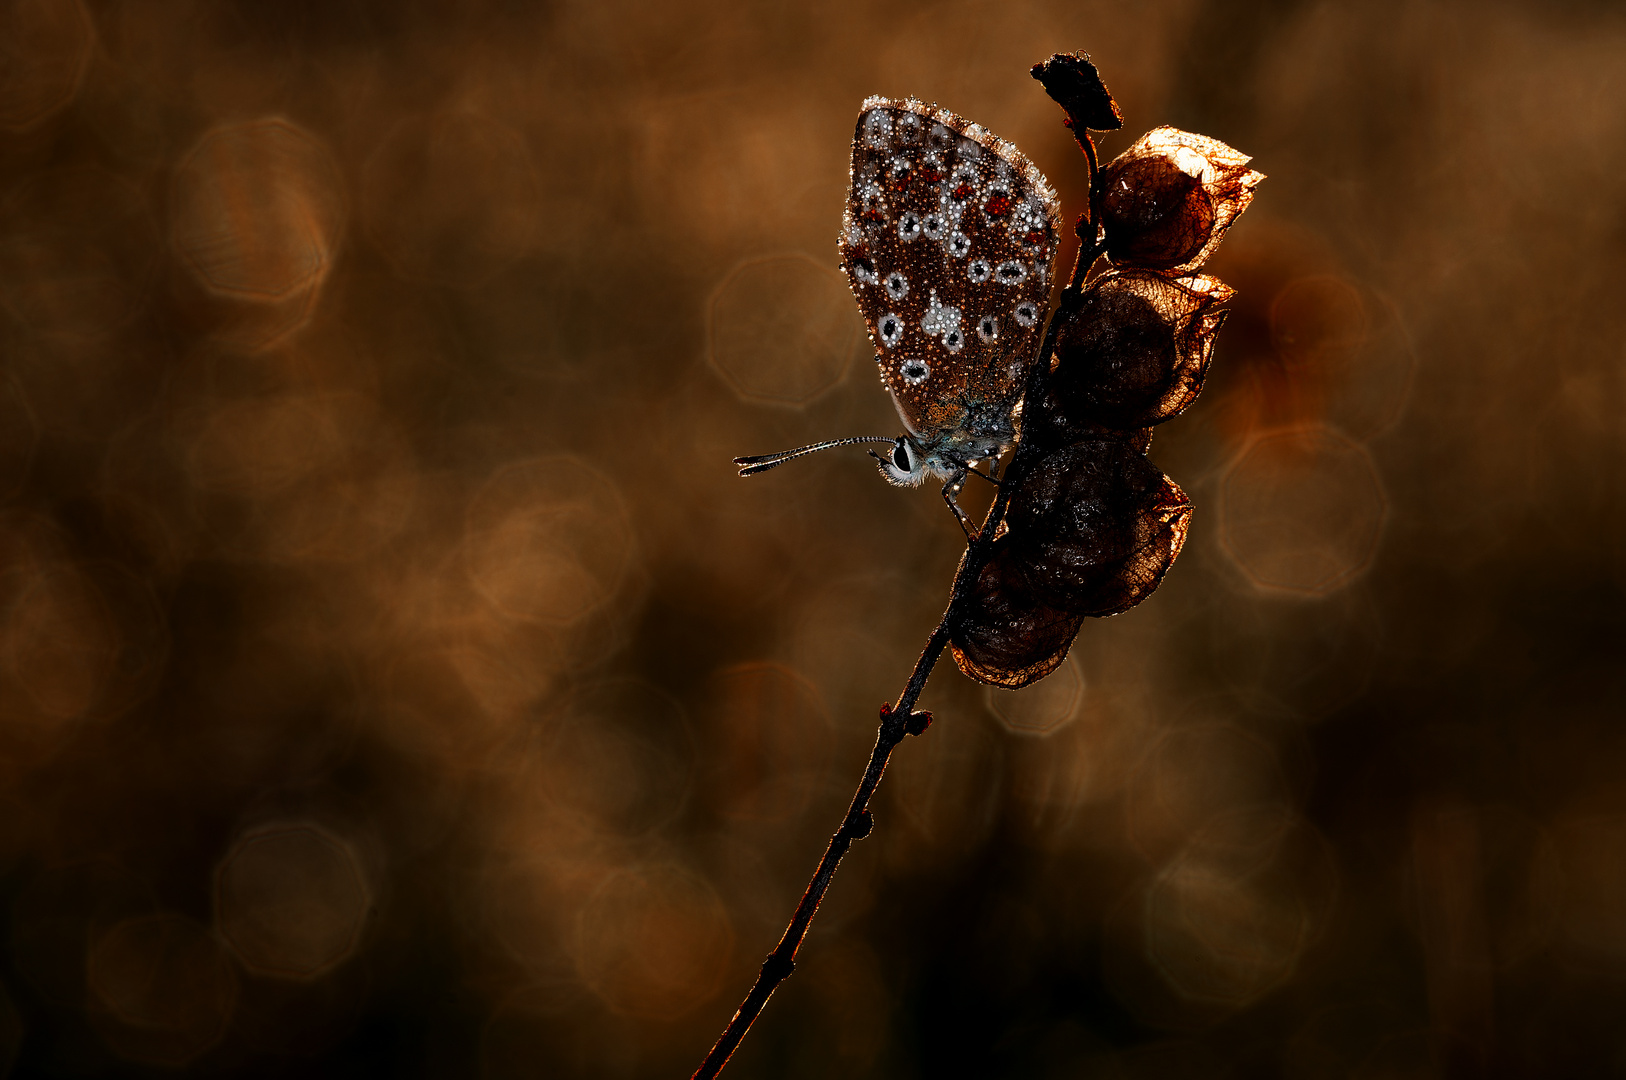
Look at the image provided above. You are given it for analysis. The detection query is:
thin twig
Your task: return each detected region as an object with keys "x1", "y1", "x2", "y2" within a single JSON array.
[{"x1": 690, "y1": 170, "x2": 1108, "y2": 1080}]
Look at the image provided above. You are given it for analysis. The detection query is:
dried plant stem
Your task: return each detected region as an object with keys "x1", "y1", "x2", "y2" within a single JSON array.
[
  {"x1": 690, "y1": 214, "x2": 1108, "y2": 1080},
  {"x1": 687, "y1": 484, "x2": 1002, "y2": 1080}
]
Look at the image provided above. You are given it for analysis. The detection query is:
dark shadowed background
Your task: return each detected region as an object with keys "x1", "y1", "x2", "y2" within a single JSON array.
[{"x1": 0, "y1": 0, "x2": 1621, "y2": 1076}]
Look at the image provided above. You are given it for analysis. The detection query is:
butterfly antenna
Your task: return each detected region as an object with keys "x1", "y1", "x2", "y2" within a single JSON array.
[{"x1": 734, "y1": 437, "x2": 896, "y2": 477}]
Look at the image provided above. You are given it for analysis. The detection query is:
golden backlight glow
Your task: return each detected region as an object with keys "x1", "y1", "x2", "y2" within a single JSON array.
[{"x1": 0, "y1": 2, "x2": 1619, "y2": 1077}]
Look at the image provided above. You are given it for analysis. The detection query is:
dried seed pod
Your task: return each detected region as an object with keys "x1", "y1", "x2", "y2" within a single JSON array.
[
  {"x1": 951, "y1": 440, "x2": 1194, "y2": 687},
  {"x1": 950, "y1": 548, "x2": 1084, "y2": 689},
  {"x1": 1032, "y1": 270, "x2": 1233, "y2": 439},
  {"x1": 1099, "y1": 126, "x2": 1263, "y2": 274},
  {"x1": 1004, "y1": 440, "x2": 1193, "y2": 616}
]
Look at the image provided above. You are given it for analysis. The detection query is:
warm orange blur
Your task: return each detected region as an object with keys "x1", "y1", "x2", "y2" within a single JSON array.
[{"x1": 0, "y1": 1, "x2": 1620, "y2": 1077}]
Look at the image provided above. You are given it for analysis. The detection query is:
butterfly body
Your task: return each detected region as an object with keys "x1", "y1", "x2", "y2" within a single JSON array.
[
  {"x1": 882, "y1": 381, "x2": 1021, "y2": 486},
  {"x1": 839, "y1": 97, "x2": 1061, "y2": 503}
]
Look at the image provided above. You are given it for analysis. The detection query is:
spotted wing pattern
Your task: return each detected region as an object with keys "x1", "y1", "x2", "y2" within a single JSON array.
[{"x1": 839, "y1": 97, "x2": 1061, "y2": 441}]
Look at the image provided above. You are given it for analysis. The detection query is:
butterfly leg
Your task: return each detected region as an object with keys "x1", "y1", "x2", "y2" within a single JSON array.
[
  {"x1": 964, "y1": 461, "x2": 1003, "y2": 487},
  {"x1": 941, "y1": 477, "x2": 977, "y2": 540}
]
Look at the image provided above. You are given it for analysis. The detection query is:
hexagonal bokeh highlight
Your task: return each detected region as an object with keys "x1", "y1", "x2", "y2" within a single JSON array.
[
  {"x1": 704, "y1": 661, "x2": 833, "y2": 823},
  {"x1": 0, "y1": 167, "x2": 159, "y2": 342},
  {"x1": 1140, "y1": 806, "x2": 1334, "y2": 1012},
  {"x1": 362, "y1": 111, "x2": 539, "y2": 286},
  {"x1": 984, "y1": 654, "x2": 1084, "y2": 736},
  {"x1": 573, "y1": 862, "x2": 732, "y2": 1020},
  {"x1": 87, "y1": 912, "x2": 238, "y2": 1067},
  {"x1": 1269, "y1": 275, "x2": 1417, "y2": 441},
  {"x1": 463, "y1": 455, "x2": 634, "y2": 628},
  {"x1": 1218, "y1": 426, "x2": 1387, "y2": 595},
  {"x1": 0, "y1": 977, "x2": 20, "y2": 1077},
  {"x1": 363, "y1": 111, "x2": 540, "y2": 287},
  {"x1": 171, "y1": 118, "x2": 344, "y2": 303},
  {"x1": 1143, "y1": 841, "x2": 1309, "y2": 1007},
  {"x1": 2, "y1": 560, "x2": 120, "y2": 724},
  {"x1": 216, "y1": 825, "x2": 370, "y2": 981},
  {"x1": 0, "y1": 0, "x2": 92, "y2": 132},
  {"x1": 708, "y1": 253, "x2": 861, "y2": 406},
  {"x1": 536, "y1": 679, "x2": 694, "y2": 839}
]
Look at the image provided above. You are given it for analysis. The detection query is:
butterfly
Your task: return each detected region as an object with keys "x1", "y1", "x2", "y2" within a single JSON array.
[{"x1": 735, "y1": 96, "x2": 1062, "y2": 531}]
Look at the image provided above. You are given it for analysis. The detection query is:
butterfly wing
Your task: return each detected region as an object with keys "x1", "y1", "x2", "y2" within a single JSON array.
[{"x1": 838, "y1": 97, "x2": 1061, "y2": 441}]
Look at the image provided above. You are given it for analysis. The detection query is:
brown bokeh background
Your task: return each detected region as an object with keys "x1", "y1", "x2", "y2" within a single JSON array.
[{"x1": 0, "y1": 0, "x2": 1621, "y2": 1076}]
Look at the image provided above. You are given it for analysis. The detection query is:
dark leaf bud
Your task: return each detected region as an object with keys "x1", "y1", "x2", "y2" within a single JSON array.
[{"x1": 1031, "y1": 52, "x2": 1123, "y2": 132}]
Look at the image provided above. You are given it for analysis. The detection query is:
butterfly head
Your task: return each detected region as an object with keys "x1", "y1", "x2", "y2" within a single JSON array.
[
  {"x1": 870, "y1": 428, "x2": 1008, "y2": 490},
  {"x1": 871, "y1": 435, "x2": 927, "y2": 487}
]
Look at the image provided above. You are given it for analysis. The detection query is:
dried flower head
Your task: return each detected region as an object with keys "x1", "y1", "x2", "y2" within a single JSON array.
[
  {"x1": 1099, "y1": 127, "x2": 1263, "y2": 273},
  {"x1": 950, "y1": 551, "x2": 1084, "y2": 689},
  {"x1": 950, "y1": 440, "x2": 1191, "y2": 688},
  {"x1": 1033, "y1": 270, "x2": 1234, "y2": 439},
  {"x1": 941, "y1": 63, "x2": 1259, "y2": 691},
  {"x1": 1003, "y1": 439, "x2": 1192, "y2": 614}
]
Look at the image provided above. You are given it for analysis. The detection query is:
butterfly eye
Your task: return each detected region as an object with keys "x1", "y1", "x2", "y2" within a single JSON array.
[
  {"x1": 947, "y1": 231, "x2": 971, "y2": 258},
  {"x1": 900, "y1": 359, "x2": 930, "y2": 385},
  {"x1": 879, "y1": 313, "x2": 903, "y2": 347},
  {"x1": 891, "y1": 440, "x2": 911, "y2": 471},
  {"x1": 943, "y1": 329, "x2": 965, "y2": 352},
  {"x1": 884, "y1": 272, "x2": 909, "y2": 300},
  {"x1": 897, "y1": 212, "x2": 922, "y2": 241},
  {"x1": 850, "y1": 254, "x2": 878, "y2": 284},
  {"x1": 967, "y1": 260, "x2": 991, "y2": 284},
  {"x1": 921, "y1": 214, "x2": 945, "y2": 240},
  {"x1": 977, "y1": 315, "x2": 999, "y2": 342},
  {"x1": 1014, "y1": 302, "x2": 1039, "y2": 327}
]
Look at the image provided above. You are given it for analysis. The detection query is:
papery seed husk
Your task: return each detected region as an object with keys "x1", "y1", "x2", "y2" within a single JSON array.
[
  {"x1": 950, "y1": 546, "x2": 1085, "y2": 689},
  {"x1": 1004, "y1": 441, "x2": 1193, "y2": 616},
  {"x1": 1098, "y1": 126, "x2": 1263, "y2": 275},
  {"x1": 1100, "y1": 155, "x2": 1214, "y2": 269},
  {"x1": 1035, "y1": 270, "x2": 1232, "y2": 438}
]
